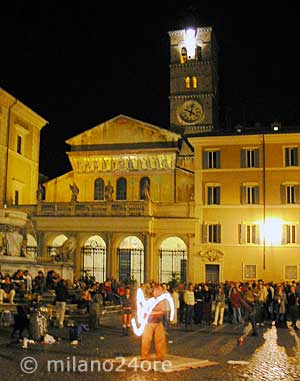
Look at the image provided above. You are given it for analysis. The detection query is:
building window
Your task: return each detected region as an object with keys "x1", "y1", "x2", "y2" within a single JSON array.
[
  {"x1": 239, "y1": 224, "x2": 260, "y2": 244},
  {"x1": 203, "y1": 150, "x2": 220, "y2": 169},
  {"x1": 202, "y1": 223, "x2": 221, "y2": 243},
  {"x1": 116, "y1": 177, "x2": 127, "y2": 200},
  {"x1": 180, "y1": 47, "x2": 187, "y2": 64},
  {"x1": 94, "y1": 178, "x2": 104, "y2": 200},
  {"x1": 240, "y1": 149, "x2": 259, "y2": 168},
  {"x1": 207, "y1": 186, "x2": 220, "y2": 205},
  {"x1": 285, "y1": 147, "x2": 298, "y2": 167},
  {"x1": 280, "y1": 184, "x2": 300, "y2": 204},
  {"x1": 14, "y1": 190, "x2": 19, "y2": 205},
  {"x1": 241, "y1": 185, "x2": 259, "y2": 204},
  {"x1": 192, "y1": 76, "x2": 197, "y2": 88},
  {"x1": 282, "y1": 224, "x2": 300, "y2": 244},
  {"x1": 285, "y1": 265, "x2": 298, "y2": 280},
  {"x1": 17, "y1": 135, "x2": 22, "y2": 154},
  {"x1": 244, "y1": 265, "x2": 257, "y2": 280}
]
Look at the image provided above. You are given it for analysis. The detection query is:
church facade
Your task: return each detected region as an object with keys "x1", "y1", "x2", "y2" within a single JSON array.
[{"x1": 2, "y1": 26, "x2": 300, "y2": 284}]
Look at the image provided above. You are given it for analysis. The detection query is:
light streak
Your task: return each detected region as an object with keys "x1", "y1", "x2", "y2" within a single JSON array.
[{"x1": 131, "y1": 288, "x2": 175, "y2": 336}]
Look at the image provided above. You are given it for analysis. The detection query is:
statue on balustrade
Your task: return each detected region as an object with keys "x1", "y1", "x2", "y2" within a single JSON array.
[
  {"x1": 36, "y1": 184, "x2": 44, "y2": 202},
  {"x1": 142, "y1": 179, "x2": 151, "y2": 201},
  {"x1": 104, "y1": 181, "x2": 114, "y2": 201},
  {"x1": 69, "y1": 182, "x2": 79, "y2": 202}
]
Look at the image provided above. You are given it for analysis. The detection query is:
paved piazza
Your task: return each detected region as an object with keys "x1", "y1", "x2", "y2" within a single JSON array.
[{"x1": 1, "y1": 317, "x2": 300, "y2": 381}]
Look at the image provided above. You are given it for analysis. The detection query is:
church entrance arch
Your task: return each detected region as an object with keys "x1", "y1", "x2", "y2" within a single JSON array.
[
  {"x1": 117, "y1": 236, "x2": 144, "y2": 285},
  {"x1": 159, "y1": 237, "x2": 187, "y2": 284}
]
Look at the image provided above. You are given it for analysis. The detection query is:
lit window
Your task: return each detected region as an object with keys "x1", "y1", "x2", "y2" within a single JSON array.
[
  {"x1": 185, "y1": 76, "x2": 190, "y2": 88},
  {"x1": 282, "y1": 224, "x2": 299, "y2": 244},
  {"x1": 280, "y1": 184, "x2": 299, "y2": 204},
  {"x1": 192, "y1": 76, "x2": 197, "y2": 88},
  {"x1": 285, "y1": 147, "x2": 298, "y2": 167},
  {"x1": 180, "y1": 47, "x2": 187, "y2": 64}
]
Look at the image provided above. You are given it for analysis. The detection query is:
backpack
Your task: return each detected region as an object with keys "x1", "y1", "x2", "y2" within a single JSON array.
[{"x1": 1, "y1": 310, "x2": 14, "y2": 327}]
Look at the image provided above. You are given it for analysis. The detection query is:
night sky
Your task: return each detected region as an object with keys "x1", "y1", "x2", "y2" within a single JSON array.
[{"x1": 1, "y1": 2, "x2": 300, "y2": 180}]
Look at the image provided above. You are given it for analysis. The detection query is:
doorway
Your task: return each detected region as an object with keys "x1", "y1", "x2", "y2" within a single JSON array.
[{"x1": 205, "y1": 264, "x2": 219, "y2": 283}]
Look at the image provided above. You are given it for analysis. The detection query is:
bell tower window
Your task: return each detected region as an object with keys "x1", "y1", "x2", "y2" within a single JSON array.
[
  {"x1": 185, "y1": 76, "x2": 191, "y2": 88},
  {"x1": 192, "y1": 76, "x2": 197, "y2": 88},
  {"x1": 180, "y1": 47, "x2": 187, "y2": 64}
]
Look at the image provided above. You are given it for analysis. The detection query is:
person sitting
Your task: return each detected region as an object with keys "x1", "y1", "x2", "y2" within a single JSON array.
[
  {"x1": 12, "y1": 269, "x2": 25, "y2": 293},
  {"x1": 33, "y1": 271, "x2": 47, "y2": 294},
  {"x1": 78, "y1": 287, "x2": 92, "y2": 312},
  {"x1": 0, "y1": 276, "x2": 16, "y2": 304}
]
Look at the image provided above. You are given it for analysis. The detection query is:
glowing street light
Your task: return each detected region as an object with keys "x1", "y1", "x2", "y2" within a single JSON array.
[{"x1": 258, "y1": 217, "x2": 283, "y2": 246}]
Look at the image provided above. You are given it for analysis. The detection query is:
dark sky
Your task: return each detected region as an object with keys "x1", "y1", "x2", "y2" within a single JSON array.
[{"x1": 1, "y1": 1, "x2": 300, "y2": 180}]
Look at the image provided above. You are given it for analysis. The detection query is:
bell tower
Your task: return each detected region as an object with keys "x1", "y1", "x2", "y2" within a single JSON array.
[{"x1": 168, "y1": 27, "x2": 219, "y2": 136}]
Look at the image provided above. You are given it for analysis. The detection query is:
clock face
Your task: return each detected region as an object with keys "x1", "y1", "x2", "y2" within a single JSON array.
[{"x1": 177, "y1": 100, "x2": 204, "y2": 124}]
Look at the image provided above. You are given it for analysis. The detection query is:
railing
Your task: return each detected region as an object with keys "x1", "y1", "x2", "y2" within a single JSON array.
[{"x1": 12, "y1": 200, "x2": 194, "y2": 218}]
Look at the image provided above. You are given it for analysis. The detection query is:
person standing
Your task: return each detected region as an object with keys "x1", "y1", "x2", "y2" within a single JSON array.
[
  {"x1": 213, "y1": 286, "x2": 226, "y2": 326},
  {"x1": 170, "y1": 286, "x2": 180, "y2": 325},
  {"x1": 287, "y1": 285, "x2": 299, "y2": 330},
  {"x1": 120, "y1": 287, "x2": 132, "y2": 336},
  {"x1": 184, "y1": 283, "x2": 195, "y2": 329},
  {"x1": 274, "y1": 284, "x2": 287, "y2": 328},
  {"x1": 55, "y1": 279, "x2": 69, "y2": 328},
  {"x1": 230, "y1": 286, "x2": 243, "y2": 324},
  {"x1": 141, "y1": 284, "x2": 167, "y2": 361}
]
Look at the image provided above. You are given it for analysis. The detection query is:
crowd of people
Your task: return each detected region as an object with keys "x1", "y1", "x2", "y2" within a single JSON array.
[{"x1": 1, "y1": 269, "x2": 300, "y2": 337}]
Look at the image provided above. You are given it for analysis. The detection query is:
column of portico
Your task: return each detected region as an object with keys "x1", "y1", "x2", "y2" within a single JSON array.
[{"x1": 187, "y1": 233, "x2": 195, "y2": 284}]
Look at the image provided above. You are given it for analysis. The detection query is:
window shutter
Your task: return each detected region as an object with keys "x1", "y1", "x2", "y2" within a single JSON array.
[
  {"x1": 285, "y1": 148, "x2": 289, "y2": 166},
  {"x1": 215, "y1": 151, "x2": 221, "y2": 168},
  {"x1": 238, "y1": 224, "x2": 246, "y2": 244},
  {"x1": 217, "y1": 224, "x2": 221, "y2": 243},
  {"x1": 207, "y1": 187, "x2": 212, "y2": 204},
  {"x1": 255, "y1": 224, "x2": 260, "y2": 245},
  {"x1": 254, "y1": 149, "x2": 260, "y2": 167},
  {"x1": 203, "y1": 151, "x2": 208, "y2": 169},
  {"x1": 280, "y1": 185, "x2": 286, "y2": 204},
  {"x1": 281, "y1": 225, "x2": 287, "y2": 245},
  {"x1": 296, "y1": 225, "x2": 300, "y2": 244},
  {"x1": 254, "y1": 186, "x2": 259, "y2": 204},
  {"x1": 294, "y1": 148, "x2": 298, "y2": 166},
  {"x1": 215, "y1": 187, "x2": 220, "y2": 204},
  {"x1": 202, "y1": 224, "x2": 208, "y2": 243},
  {"x1": 295, "y1": 186, "x2": 300, "y2": 204},
  {"x1": 240, "y1": 149, "x2": 246, "y2": 168},
  {"x1": 240, "y1": 186, "x2": 246, "y2": 204}
]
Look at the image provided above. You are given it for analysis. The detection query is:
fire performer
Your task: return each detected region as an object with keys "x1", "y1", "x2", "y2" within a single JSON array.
[{"x1": 140, "y1": 284, "x2": 167, "y2": 361}]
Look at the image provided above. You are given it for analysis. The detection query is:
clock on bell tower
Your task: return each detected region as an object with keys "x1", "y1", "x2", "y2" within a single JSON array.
[{"x1": 168, "y1": 26, "x2": 219, "y2": 136}]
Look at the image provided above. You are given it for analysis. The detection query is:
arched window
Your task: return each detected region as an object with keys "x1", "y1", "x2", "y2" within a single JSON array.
[
  {"x1": 180, "y1": 47, "x2": 187, "y2": 64},
  {"x1": 140, "y1": 177, "x2": 150, "y2": 200},
  {"x1": 116, "y1": 177, "x2": 127, "y2": 200},
  {"x1": 192, "y1": 76, "x2": 197, "y2": 88},
  {"x1": 185, "y1": 76, "x2": 191, "y2": 88},
  {"x1": 94, "y1": 178, "x2": 104, "y2": 200}
]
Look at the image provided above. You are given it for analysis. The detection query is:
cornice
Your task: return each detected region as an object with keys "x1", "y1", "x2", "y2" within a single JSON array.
[
  {"x1": 168, "y1": 27, "x2": 213, "y2": 37},
  {"x1": 169, "y1": 93, "x2": 215, "y2": 100},
  {"x1": 169, "y1": 60, "x2": 212, "y2": 68},
  {"x1": 12, "y1": 102, "x2": 48, "y2": 130}
]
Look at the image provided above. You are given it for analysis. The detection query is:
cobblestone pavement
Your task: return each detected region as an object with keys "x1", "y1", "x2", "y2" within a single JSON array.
[{"x1": 1, "y1": 317, "x2": 300, "y2": 381}]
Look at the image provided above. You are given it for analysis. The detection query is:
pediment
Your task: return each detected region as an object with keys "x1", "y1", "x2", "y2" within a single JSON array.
[{"x1": 65, "y1": 115, "x2": 181, "y2": 146}]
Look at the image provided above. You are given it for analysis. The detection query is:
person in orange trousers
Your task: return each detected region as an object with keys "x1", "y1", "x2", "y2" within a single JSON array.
[{"x1": 141, "y1": 284, "x2": 167, "y2": 361}]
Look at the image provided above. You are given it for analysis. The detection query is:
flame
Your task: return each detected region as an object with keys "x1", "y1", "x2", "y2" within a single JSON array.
[{"x1": 131, "y1": 288, "x2": 175, "y2": 336}]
